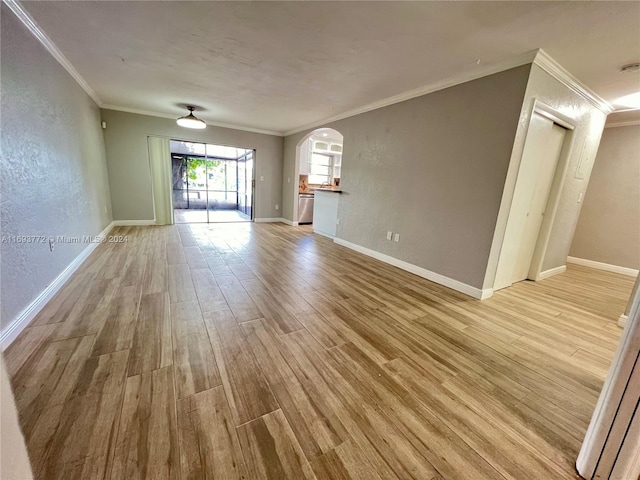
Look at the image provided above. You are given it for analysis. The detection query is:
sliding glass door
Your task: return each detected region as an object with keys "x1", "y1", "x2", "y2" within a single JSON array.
[
  {"x1": 171, "y1": 140, "x2": 254, "y2": 223},
  {"x1": 237, "y1": 151, "x2": 253, "y2": 218}
]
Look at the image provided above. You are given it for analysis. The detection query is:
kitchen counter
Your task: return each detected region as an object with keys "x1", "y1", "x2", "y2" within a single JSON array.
[{"x1": 312, "y1": 187, "x2": 342, "y2": 193}]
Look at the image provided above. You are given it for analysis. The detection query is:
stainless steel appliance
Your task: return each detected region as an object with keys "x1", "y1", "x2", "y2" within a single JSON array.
[{"x1": 298, "y1": 193, "x2": 314, "y2": 224}]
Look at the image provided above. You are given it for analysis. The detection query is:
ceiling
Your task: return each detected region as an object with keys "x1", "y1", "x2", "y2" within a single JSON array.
[{"x1": 19, "y1": 1, "x2": 640, "y2": 135}]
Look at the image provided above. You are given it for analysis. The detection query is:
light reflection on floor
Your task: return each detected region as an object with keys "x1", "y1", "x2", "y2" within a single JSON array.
[{"x1": 174, "y1": 209, "x2": 251, "y2": 223}]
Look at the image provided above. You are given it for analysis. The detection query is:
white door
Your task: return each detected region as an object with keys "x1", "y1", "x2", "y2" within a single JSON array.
[
  {"x1": 511, "y1": 120, "x2": 566, "y2": 282},
  {"x1": 511, "y1": 114, "x2": 567, "y2": 283}
]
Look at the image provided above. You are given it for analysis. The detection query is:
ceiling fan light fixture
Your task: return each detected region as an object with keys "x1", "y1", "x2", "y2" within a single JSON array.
[{"x1": 177, "y1": 106, "x2": 206, "y2": 129}]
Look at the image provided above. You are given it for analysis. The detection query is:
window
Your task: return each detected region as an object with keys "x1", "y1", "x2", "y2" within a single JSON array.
[{"x1": 308, "y1": 153, "x2": 333, "y2": 185}]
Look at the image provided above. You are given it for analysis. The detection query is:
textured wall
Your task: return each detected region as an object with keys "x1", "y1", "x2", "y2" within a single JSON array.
[
  {"x1": 100, "y1": 109, "x2": 283, "y2": 221},
  {"x1": 283, "y1": 66, "x2": 530, "y2": 288},
  {"x1": 1, "y1": 6, "x2": 113, "y2": 329},
  {"x1": 570, "y1": 125, "x2": 640, "y2": 269}
]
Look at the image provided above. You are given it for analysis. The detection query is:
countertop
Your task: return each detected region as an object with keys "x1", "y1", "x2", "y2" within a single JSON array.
[{"x1": 311, "y1": 187, "x2": 342, "y2": 193}]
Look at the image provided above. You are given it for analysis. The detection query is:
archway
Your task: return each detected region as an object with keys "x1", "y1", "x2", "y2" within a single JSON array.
[{"x1": 292, "y1": 128, "x2": 344, "y2": 224}]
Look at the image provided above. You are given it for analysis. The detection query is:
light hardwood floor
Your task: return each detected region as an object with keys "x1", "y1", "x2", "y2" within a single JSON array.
[{"x1": 5, "y1": 223, "x2": 634, "y2": 480}]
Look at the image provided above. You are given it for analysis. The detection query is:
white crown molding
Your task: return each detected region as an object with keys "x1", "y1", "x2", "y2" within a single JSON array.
[
  {"x1": 101, "y1": 104, "x2": 283, "y2": 137},
  {"x1": 3, "y1": 0, "x2": 102, "y2": 107},
  {"x1": 532, "y1": 49, "x2": 614, "y2": 114},
  {"x1": 605, "y1": 120, "x2": 640, "y2": 129},
  {"x1": 283, "y1": 50, "x2": 540, "y2": 136}
]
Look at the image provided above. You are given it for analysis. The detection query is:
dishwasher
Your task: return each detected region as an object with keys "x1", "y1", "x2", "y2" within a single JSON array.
[{"x1": 298, "y1": 193, "x2": 314, "y2": 224}]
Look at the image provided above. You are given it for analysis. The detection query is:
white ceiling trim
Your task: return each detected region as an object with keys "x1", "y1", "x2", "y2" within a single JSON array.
[
  {"x1": 283, "y1": 50, "x2": 540, "y2": 136},
  {"x1": 101, "y1": 104, "x2": 283, "y2": 136},
  {"x1": 604, "y1": 119, "x2": 640, "y2": 128},
  {"x1": 3, "y1": 0, "x2": 102, "y2": 107},
  {"x1": 533, "y1": 49, "x2": 614, "y2": 114}
]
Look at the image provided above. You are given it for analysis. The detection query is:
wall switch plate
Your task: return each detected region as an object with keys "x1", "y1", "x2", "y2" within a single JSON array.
[
  {"x1": 394, "y1": 233, "x2": 400, "y2": 242},
  {"x1": 288, "y1": 177, "x2": 291, "y2": 183},
  {"x1": 578, "y1": 192, "x2": 583, "y2": 203},
  {"x1": 275, "y1": 204, "x2": 279, "y2": 210},
  {"x1": 260, "y1": 176, "x2": 264, "y2": 181},
  {"x1": 336, "y1": 218, "x2": 340, "y2": 225},
  {"x1": 386, "y1": 231, "x2": 393, "y2": 240}
]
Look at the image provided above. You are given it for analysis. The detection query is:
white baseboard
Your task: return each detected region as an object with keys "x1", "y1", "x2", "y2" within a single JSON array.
[
  {"x1": 314, "y1": 230, "x2": 335, "y2": 240},
  {"x1": 113, "y1": 219, "x2": 156, "y2": 226},
  {"x1": 278, "y1": 218, "x2": 298, "y2": 226},
  {"x1": 1, "y1": 221, "x2": 115, "y2": 350},
  {"x1": 255, "y1": 217, "x2": 288, "y2": 224},
  {"x1": 618, "y1": 314, "x2": 628, "y2": 328},
  {"x1": 567, "y1": 257, "x2": 639, "y2": 277},
  {"x1": 333, "y1": 237, "x2": 491, "y2": 300},
  {"x1": 537, "y1": 265, "x2": 567, "y2": 281}
]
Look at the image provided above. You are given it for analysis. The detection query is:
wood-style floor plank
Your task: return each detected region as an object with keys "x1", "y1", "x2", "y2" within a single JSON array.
[
  {"x1": 177, "y1": 386, "x2": 248, "y2": 479},
  {"x1": 37, "y1": 350, "x2": 129, "y2": 480},
  {"x1": 24, "y1": 335, "x2": 96, "y2": 476},
  {"x1": 112, "y1": 366, "x2": 179, "y2": 480},
  {"x1": 92, "y1": 285, "x2": 142, "y2": 356},
  {"x1": 171, "y1": 300, "x2": 220, "y2": 398},
  {"x1": 168, "y1": 264, "x2": 197, "y2": 303},
  {"x1": 3, "y1": 223, "x2": 632, "y2": 480},
  {"x1": 237, "y1": 409, "x2": 316, "y2": 480},
  {"x1": 204, "y1": 308, "x2": 279, "y2": 425},
  {"x1": 242, "y1": 319, "x2": 349, "y2": 459},
  {"x1": 128, "y1": 292, "x2": 173, "y2": 376}
]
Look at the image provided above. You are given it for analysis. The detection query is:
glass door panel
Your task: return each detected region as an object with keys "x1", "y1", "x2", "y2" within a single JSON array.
[
  {"x1": 171, "y1": 140, "x2": 253, "y2": 223},
  {"x1": 245, "y1": 152, "x2": 254, "y2": 219},
  {"x1": 172, "y1": 141, "x2": 209, "y2": 223}
]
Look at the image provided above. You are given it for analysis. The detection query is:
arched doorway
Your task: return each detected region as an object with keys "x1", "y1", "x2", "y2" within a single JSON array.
[{"x1": 293, "y1": 128, "x2": 344, "y2": 224}]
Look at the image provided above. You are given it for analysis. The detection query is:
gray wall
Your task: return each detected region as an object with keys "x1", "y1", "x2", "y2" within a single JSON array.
[
  {"x1": 100, "y1": 109, "x2": 283, "y2": 221},
  {"x1": 570, "y1": 124, "x2": 640, "y2": 269},
  {"x1": 283, "y1": 66, "x2": 531, "y2": 288},
  {"x1": 1, "y1": 6, "x2": 113, "y2": 330}
]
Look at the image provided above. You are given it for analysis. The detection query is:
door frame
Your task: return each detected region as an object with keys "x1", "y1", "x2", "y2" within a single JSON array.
[
  {"x1": 154, "y1": 135, "x2": 256, "y2": 223},
  {"x1": 577, "y1": 280, "x2": 640, "y2": 479},
  {"x1": 490, "y1": 100, "x2": 577, "y2": 291}
]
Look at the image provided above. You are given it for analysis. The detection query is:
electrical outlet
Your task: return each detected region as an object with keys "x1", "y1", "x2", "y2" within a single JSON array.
[
  {"x1": 386, "y1": 231, "x2": 393, "y2": 241},
  {"x1": 49, "y1": 238, "x2": 55, "y2": 252},
  {"x1": 394, "y1": 233, "x2": 400, "y2": 242},
  {"x1": 275, "y1": 204, "x2": 279, "y2": 210}
]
